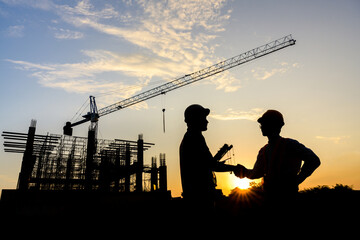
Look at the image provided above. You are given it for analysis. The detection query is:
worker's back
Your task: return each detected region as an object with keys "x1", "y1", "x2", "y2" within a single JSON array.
[{"x1": 260, "y1": 137, "x2": 304, "y2": 194}]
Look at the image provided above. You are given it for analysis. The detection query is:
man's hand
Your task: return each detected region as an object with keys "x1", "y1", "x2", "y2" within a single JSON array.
[
  {"x1": 233, "y1": 164, "x2": 247, "y2": 179},
  {"x1": 297, "y1": 172, "x2": 308, "y2": 185}
]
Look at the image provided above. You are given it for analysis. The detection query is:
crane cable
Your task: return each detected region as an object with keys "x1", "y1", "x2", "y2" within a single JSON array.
[
  {"x1": 161, "y1": 93, "x2": 166, "y2": 133},
  {"x1": 70, "y1": 98, "x2": 89, "y2": 123},
  {"x1": 162, "y1": 108, "x2": 166, "y2": 133}
]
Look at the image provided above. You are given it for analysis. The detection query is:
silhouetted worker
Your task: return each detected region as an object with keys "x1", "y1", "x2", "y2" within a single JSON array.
[
  {"x1": 180, "y1": 104, "x2": 237, "y2": 215},
  {"x1": 235, "y1": 110, "x2": 320, "y2": 208}
]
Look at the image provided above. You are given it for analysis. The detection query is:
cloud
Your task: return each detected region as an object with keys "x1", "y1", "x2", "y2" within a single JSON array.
[
  {"x1": 5, "y1": 0, "x2": 241, "y2": 100},
  {"x1": 210, "y1": 108, "x2": 264, "y2": 121},
  {"x1": 56, "y1": 0, "x2": 230, "y2": 63},
  {"x1": 54, "y1": 0, "x2": 239, "y2": 90},
  {"x1": 1, "y1": 0, "x2": 54, "y2": 10},
  {"x1": 315, "y1": 135, "x2": 350, "y2": 144},
  {"x1": 6, "y1": 59, "x2": 55, "y2": 70},
  {"x1": 251, "y1": 62, "x2": 300, "y2": 80},
  {"x1": 50, "y1": 27, "x2": 84, "y2": 39},
  {"x1": 6, "y1": 25, "x2": 24, "y2": 38},
  {"x1": 251, "y1": 67, "x2": 287, "y2": 80},
  {"x1": 206, "y1": 71, "x2": 242, "y2": 92},
  {"x1": 7, "y1": 50, "x2": 148, "y2": 92},
  {"x1": 6, "y1": 50, "x2": 199, "y2": 105},
  {"x1": 57, "y1": 0, "x2": 118, "y2": 20}
]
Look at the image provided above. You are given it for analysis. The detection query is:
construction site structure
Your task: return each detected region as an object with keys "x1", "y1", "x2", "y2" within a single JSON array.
[{"x1": 2, "y1": 120, "x2": 167, "y2": 193}]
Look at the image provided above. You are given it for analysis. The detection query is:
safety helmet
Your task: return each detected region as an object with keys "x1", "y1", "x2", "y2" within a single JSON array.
[
  {"x1": 184, "y1": 104, "x2": 210, "y2": 123},
  {"x1": 257, "y1": 110, "x2": 284, "y2": 126}
]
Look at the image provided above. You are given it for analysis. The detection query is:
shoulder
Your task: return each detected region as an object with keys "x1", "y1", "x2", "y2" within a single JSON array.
[
  {"x1": 258, "y1": 144, "x2": 268, "y2": 156},
  {"x1": 183, "y1": 131, "x2": 204, "y2": 142},
  {"x1": 283, "y1": 138, "x2": 300, "y2": 146},
  {"x1": 181, "y1": 131, "x2": 206, "y2": 149},
  {"x1": 283, "y1": 137, "x2": 303, "y2": 148},
  {"x1": 282, "y1": 137, "x2": 311, "y2": 152}
]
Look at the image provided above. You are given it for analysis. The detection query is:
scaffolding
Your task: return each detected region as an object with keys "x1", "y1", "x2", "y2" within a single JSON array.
[{"x1": 2, "y1": 120, "x2": 167, "y2": 193}]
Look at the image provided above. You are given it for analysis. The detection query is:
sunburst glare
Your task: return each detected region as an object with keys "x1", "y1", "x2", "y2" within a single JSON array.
[{"x1": 233, "y1": 177, "x2": 251, "y2": 190}]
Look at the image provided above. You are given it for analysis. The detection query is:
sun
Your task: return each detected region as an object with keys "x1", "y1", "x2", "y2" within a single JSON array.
[{"x1": 233, "y1": 177, "x2": 251, "y2": 190}]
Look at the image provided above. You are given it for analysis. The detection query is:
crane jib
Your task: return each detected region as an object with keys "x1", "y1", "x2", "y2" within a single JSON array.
[
  {"x1": 97, "y1": 34, "x2": 295, "y2": 118},
  {"x1": 65, "y1": 34, "x2": 295, "y2": 133}
]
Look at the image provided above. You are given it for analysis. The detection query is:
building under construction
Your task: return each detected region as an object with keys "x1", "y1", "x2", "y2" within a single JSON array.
[
  {"x1": 1, "y1": 120, "x2": 171, "y2": 216},
  {"x1": 2, "y1": 120, "x2": 167, "y2": 193}
]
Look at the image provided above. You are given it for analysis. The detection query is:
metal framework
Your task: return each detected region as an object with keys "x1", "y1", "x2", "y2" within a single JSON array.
[
  {"x1": 66, "y1": 35, "x2": 296, "y2": 131},
  {"x1": 2, "y1": 125, "x2": 167, "y2": 192}
]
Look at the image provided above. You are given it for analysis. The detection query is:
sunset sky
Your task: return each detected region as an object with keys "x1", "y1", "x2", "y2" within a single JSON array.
[{"x1": 1, "y1": 0, "x2": 359, "y2": 197}]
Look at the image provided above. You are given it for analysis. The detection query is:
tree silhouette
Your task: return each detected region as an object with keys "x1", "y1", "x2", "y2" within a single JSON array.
[
  {"x1": 300, "y1": 183, "x2": 353, "y2": 194},
  {"x1": 224, "y1": 183, "x2": 358, "y2": 218}
]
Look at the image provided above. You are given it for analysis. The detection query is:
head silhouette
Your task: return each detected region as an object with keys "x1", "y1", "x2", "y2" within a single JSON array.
[
  {"x1": 184, "y1": 104, "x2": 210, "y2": 131},
  {"x1": 258, "y1": 110, "x2": 284, "y2": 137}
]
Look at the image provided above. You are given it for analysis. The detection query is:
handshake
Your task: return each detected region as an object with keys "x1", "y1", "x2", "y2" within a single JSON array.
[{"x1": 232, "y1": 164, "x2": 248, "y2": 179}]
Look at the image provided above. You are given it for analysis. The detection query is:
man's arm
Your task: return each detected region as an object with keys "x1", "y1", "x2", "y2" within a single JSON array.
[
  {"x1": 297, "y1": 147, "x2": 321, "y2": 184},
  {"x1": 214, "y1": 162, "x2": 238, "y2": 172},
  {"x1": 234, "y1": 149, "x2": 266, "y2": 179},
  {"x1": 294, "y1": 141, "x2": 321, "y2": 184}
]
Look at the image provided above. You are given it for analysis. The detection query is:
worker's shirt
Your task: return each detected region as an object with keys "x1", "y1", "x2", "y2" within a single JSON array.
[
  {"x1": 249, "y1": 137, "x2": 319, "y2": 192},
  {"x1": 179, "y1": 129, "x2": 216, "y2": 197}
]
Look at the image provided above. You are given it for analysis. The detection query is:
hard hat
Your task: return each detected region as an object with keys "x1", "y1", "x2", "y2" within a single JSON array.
[
  {"x1": 257, "y1": 110, "x2": 284, "y2": 126},
  {"x1": 184, "y1": 104, "x2": 210, "y2": 123}
]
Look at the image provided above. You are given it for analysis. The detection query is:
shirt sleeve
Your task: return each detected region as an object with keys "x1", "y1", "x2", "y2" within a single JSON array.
[
  {"x1": 291, "y1": 139, "x2": 321, "y2": 181},
  {"x1": 246, "y1": 146, "x2": 266, "y2": 179}
]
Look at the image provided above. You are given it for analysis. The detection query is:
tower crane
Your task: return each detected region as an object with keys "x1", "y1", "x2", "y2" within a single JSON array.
[{"x1": 63, "y1": 34, "x2": 296, "y2": 136}]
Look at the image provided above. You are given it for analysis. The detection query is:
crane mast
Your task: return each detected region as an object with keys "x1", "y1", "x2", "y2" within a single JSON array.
[{"x1": 64, "y1": 34, "x2": 296, "y2": 135}]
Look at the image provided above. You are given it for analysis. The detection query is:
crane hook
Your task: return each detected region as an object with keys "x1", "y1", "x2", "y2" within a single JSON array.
[{"x1": 162, "y1": 108, "x2": 166, "y2": 133}]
